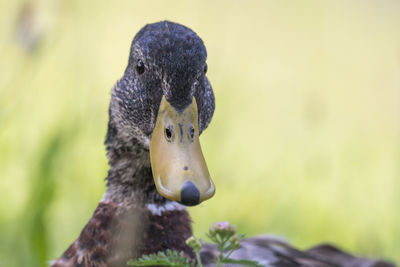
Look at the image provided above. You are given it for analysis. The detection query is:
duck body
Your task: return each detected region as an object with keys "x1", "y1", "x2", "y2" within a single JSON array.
[
  {"x1": 52, "y1": 201, "x2": 193, "y2": 266},
  {"x1": 52, "y1": 21, "x2": 395, "y2": 267}
]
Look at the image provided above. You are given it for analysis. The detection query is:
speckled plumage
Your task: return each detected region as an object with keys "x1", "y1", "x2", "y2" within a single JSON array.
[
  {"x1": 52, "y1": 202, "x2": 193, "y2": 267},
  {"x1": 200, "y1": 236, "x2": 395, "y2": 267}
]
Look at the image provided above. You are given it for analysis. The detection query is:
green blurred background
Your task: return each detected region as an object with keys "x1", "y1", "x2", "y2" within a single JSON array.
[{"x1": 1, "y1": 0, "x2": 399, "y2": 266}]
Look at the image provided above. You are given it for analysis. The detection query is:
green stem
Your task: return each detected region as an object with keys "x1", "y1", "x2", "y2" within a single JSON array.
[
  {"x1": 224, "y1": 249, "x2": 234, "y2": 260},
  {"x1": 216, "y1": 237, "x2": 228, "y2": 266},
  {"x1": 195, "y1": 250, "x2": 202, "y2": 267},
  {"x1": 217, "y1": 249, "x2": 224, "y2": 267}
]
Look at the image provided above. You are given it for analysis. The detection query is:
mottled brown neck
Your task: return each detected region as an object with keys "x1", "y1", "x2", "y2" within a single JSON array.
[{"x1": 104, "y1": 138, "x2": 167, "y2": 206}]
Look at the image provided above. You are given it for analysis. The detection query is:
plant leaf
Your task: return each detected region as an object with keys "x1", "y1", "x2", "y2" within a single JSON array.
[
  {"x1": 220, "y1": 258, "x2": 264, "y2": 267},
  {"x1": 127, "y1": 249, "x2": 196, "y2": 267}
]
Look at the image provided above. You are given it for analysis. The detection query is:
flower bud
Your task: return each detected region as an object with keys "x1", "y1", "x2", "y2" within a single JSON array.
[
  {"x1": 186, "y1": 236, "x2": 202, "y2": 251},
  {"x1": 229, "y1": 235, "x2": 241, "y2": 250}
]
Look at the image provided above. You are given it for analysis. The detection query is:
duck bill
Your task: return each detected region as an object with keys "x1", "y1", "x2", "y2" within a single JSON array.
[{"x1": 149, "y1": 95, "x2": 215, "y2": 206}]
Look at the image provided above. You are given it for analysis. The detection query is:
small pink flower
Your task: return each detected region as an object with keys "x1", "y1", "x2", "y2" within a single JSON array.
[
  {"x1": 215, "y1": 222, "x2": 230, "y2": 229},
  {"x1": 209, "y1": 221, "x2": 236, "y2": 235}
]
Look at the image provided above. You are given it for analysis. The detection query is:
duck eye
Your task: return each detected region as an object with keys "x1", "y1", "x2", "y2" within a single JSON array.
[
  {"x1": 136, "y1": 59, "x2": 145, "y2": 74},
  {"x1": 188, "y1": 125, "x2": 195, "y2": 141},
  {"x1": 203, "y1": 64, "x2": 208, "y2": 74},
  {"x1": 164, "y1": 126, "x2": 173, "y2": 141}
]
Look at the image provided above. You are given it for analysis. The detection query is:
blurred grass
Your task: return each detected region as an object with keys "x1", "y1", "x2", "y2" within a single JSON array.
[{"x1": 1, "y1": 0, "x2": 399, "y2": 266}]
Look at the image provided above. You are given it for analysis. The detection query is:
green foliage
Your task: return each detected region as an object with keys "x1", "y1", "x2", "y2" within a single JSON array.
[
  {"x1": 206, "y1": 222, "x2": 262, "y2": 267},
  {"x1": 128, "y1": 249, "x2": 196, "y2": 267},
  {"x1": 129, "y1": 222, "x2": 263, "y2": 267}
]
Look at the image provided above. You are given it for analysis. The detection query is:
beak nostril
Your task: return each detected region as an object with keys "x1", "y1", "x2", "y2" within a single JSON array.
[
  {"x1": 164, "y1": 125, "x2": 173, "y2": 141},
  {"x1": 188, "y1": 125, "x2": 195, "y2": 141},
  {"x1": 180, "y1": 181, "x2": 200, "y2": 206}
]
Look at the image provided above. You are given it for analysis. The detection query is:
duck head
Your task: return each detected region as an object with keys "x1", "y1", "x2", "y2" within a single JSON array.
[{"x1": 107, "y1": 21, "x2": 215, "y2": 206}]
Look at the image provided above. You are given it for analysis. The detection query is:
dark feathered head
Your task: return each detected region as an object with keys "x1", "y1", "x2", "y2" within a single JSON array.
[{"x1": 107, "y1": 21, "x2": 215, "y2": 206}]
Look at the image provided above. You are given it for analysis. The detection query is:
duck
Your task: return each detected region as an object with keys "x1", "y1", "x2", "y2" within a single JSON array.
[
  {"x1": 51, "y1": 21, "x2": 394, "y2": 267},
  {"x1": 51, "y1": 20, "x2": 215, "y2": 267}
]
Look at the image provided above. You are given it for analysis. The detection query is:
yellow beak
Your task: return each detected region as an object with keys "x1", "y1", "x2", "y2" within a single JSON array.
[{"x1": 149, "y1": 95, "x2": 215, "y2": 206}]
